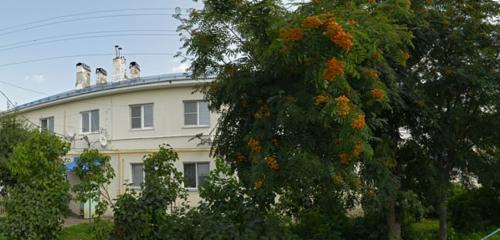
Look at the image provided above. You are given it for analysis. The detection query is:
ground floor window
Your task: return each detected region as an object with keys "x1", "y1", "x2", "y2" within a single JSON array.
[
  {"x1": 131, "y1": 163, "x2": 144, "y2": 187},
  {"x1": 183, "y1": 162, "x2": 209, "y2": 189}
]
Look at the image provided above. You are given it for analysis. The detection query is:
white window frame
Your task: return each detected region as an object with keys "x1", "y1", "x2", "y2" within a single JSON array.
[
  {"x1": 40, "y1": 116, "x2": 54, "y2": 133},
  {"x1": 183, "y1": 100, "x2": 210, "y2": 127},
  {"x1": 129, "y1": 163, "x2": 145, "y2": 190},
  {"x1": 183, "y1": 162, "x2": 210, "y2": 191},
  {"x1": 130, "y1": 103, "x2": 154, "y2": 130},
  {"x1": 80, "y1": 109, "x2": 99, "y2": 133}
]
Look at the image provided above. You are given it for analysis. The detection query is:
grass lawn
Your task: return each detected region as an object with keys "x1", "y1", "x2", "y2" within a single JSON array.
[
  {"x1": 410, "y1": 219, "x2": 500, "y2": 240},
  {"x1": 0, "y1": 222, "x2": 93, "y2": 240}
]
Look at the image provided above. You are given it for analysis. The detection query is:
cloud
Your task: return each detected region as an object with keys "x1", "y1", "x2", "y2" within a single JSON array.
[
  {"x1": 170, "y1": 63, "x2": 190, "y2": 73},
  {"x1": 24, "y1": 74, "x2": 46, "y2": 83}
]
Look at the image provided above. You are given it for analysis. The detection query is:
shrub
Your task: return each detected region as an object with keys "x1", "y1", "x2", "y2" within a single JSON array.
[
  {"x1": 112, "y1": 144, "x2": 187, "y2": 240},
  {"x1": 4, "y1": 131, "x2": 70, "y2": 240},
  {"x1": 449, "y1": 187, "x2": 500, "y2": 233}
]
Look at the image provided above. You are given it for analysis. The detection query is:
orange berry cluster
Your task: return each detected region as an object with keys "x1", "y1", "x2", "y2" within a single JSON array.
[
  {"x1": 366, "y1": 69, "x2": 380, "y2": 80},
  {"x1": 280, "y1": 28, "x2": 304, "y2": 44},
  {"x1": 335, "y1": 95, "x2": 351, "y2": 116},
  {"x1": 370, "y1": 88, "x2": 385, "y2": 99},
  {"x1": 255, "y1": 178, "x2": 264, "y2": 189},
  {"x1": 248, "y1": 138, "x2": 262, "y2": 153},
  {"x1": 326, "y1": 21, "x2": 353, "y2": 51},
  {"x1": 323, "y1": 58, "x2": 345, "y2": 81},
  {"x1": 352, "y1": 142, "x2": 363, "y2": 157},
  {"x1": 265, "y1": 156, "x2": 279, "y2": 170},
  {"x1": 302, "y1": 16, "x2": 324, "y2": 28},
  {"x1": 314, "y1": 94, "x2": 330, "y2": 106},
  {"x1": 339, "y1": 153, "x2": 350, "y2": 165},
  {"x1": 351, "y1": 114, "x2": 366, "y2": 129}
]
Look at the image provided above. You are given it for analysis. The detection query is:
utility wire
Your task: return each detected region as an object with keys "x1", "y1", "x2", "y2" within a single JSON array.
[
  {"x1": 0, "y1": 33, "x2": 178, "y2": 52},
  {"x1": 0, "y1": 53, "x2": 176, "y2": 68},
  {"x1": 0, "y1": 13, "x2": 175, "y2": 37},
  {"x1": 0, "y1": 8, "x2": 182, "y2": 32},
  {"x1": 0, "y1": 29, "x2": 177, "y2": 48},
  {"x1": 0, "y1": 80, "x2": 48, "y2": 95}
]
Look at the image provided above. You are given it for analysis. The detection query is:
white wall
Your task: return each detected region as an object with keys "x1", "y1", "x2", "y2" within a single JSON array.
[{"x1": 19, "y1": 84, "x2": 217, "y2": 216}]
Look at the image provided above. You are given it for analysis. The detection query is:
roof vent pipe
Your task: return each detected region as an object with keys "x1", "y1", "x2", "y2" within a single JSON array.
[
  {"x1": 75, "y1": 62, "x2": 91, "y2": 89},
  {"x1": 129, "y1": 62, "x2": 140, "y2": 79},
  {"x1": 113, "y1": 45, "x2": 127, "y2": 81},
  {"x1": 96, "y1": 68, "x2": 107, "y2": 85}
]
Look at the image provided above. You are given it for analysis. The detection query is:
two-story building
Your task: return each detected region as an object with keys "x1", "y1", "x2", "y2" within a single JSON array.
[{"x1": 8, "y1": 47, "x2": 216, "y2": 217}]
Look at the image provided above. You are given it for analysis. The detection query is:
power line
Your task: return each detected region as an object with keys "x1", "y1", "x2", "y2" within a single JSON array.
[
  {"x1": 0, "y1": 53, "x2": 176, "y2": 68},
  {"x1": 0, "y1": 80, "x2": 48, "y2": 95},
  {"x1": 0, "y1": 89, "x2": 15, "y2": 107},
  {"x1": 0, "y1": 8, "x2": 182, "y2": 32},
  {"x1": 0, "y1": 13, "x2": 176, "y2": 37},
  {"x1": 0, "y1": 33, "x2": 178, "y2": 52},
  {"x1": 0, "y1": 29, "x2": 177, "y2": 48}
]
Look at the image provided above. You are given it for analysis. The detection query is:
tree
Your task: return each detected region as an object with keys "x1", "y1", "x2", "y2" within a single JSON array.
[
  {"x1": 4, "y1": 130, "x2": 71, "y2": 240},
  {"x1": 0, "y1": 115, "x2": 31, "y2": 194},
  {"x1": 72, "y1": 149, "x2": 116, "y2": 218},
  {"x1": 177, "y1": 0, "x2": 413, "y2": 237},
  {"x1": 404, "y1": 0, "x2": 500, "y2": 239}
]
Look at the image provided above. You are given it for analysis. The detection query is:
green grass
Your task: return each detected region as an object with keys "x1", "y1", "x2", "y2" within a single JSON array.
[
  {"x1": 409, "y1": 219, "x2": 500, "y2": 240},
  {"x1": 59, "y1": 223, "x2": 94, "y2": 240},
  {"x1": 0, "y1": 222, "x2": 93, "y2": 240}
]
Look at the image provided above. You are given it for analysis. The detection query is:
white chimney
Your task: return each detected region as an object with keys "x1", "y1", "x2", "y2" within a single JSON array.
[
  {"x1": 129, "y1": 62, "x2": 140, "y2": 79},
  {"x1": 113, "y1": 45, "x2": 127, "y2": 81},
  {"x1": 96, "y1": 68, "x2": 107, "y2": 85},
  {"x1": 75, "y1": 63, "x2": 91, "y2": 89}
]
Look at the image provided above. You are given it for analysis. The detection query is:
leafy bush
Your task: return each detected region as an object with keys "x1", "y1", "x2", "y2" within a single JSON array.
[
  {"x1": 112, "y1": 144, "x2": 187, "y2": 240},
  {"x1": 4, "y1": 131, "x2": 70, "y2": 240},
  {"x1": 449, "y1": 187, "x2": 500, "y2": 233},
  {"x1": 163, "y1": 158, "x2": 298, "y2": 240}
]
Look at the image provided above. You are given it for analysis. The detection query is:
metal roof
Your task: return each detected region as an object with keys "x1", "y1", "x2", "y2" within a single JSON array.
[{"x1": 8, "y1": 73, "x2": 210, "y2": 113}]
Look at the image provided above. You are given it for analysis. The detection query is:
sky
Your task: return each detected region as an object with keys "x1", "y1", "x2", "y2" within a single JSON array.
[{"x1": 0, "y1": 0, "x2": 202, "y2": 111}]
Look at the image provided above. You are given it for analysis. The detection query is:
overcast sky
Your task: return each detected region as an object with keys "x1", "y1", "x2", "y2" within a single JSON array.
[{"x1": 0, "y1": 0, "x2": 201, "y2": 111}]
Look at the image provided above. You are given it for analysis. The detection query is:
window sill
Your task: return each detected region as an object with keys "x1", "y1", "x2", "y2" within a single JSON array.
[
  {"x1": 130, "y1": 128, "x2": 155, "y2": 132},
  {"x1": 185, "y1": 187, "x2": 199, "y2": 192},
  {"x1": 182, "y1": 125, "x2": 210, "y2": 129},
  {"x1": 80, "y1": 131, "x2": 100, "y2": 135}
]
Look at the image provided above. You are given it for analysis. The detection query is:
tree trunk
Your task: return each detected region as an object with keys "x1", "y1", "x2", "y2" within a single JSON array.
[
  {"x1": 438, "y1": 192, "x2": 448, "y2": 240},
  {"x1": 387, "y1": 198, "x2": 401, "y2": 240}
]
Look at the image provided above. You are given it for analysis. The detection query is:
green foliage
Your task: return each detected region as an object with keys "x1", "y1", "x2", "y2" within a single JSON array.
[
  {"x1": 0, "y1": 115, "x2": 30, "y2": 193},
  {"x1": 112, "y1": 144, "x2": 187, "y2": 240},
  {"x1": 177, "y1": 3, "x2": 414, "y2": 233},
  {"x1": 449, "y1": 187, "x2": 500, "y2": 233},
  {"x1": 72, "y1": 149, "x2": 115, "y2": 217},
  {"x1": 4, "y1": 130, "x2": 70, "y2": 240},
  {"x1": 157, "y1": 158, "x2": 298, "y2": 239}
]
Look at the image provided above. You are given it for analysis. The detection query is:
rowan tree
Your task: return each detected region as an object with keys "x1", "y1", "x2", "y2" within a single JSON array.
[{"x1": 177, "y1": 0, "x2": 413, "y2": 236}]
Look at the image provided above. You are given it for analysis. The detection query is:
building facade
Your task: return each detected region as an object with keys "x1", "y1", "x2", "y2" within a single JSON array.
[{"x1": 11, "y1": 72, "x2": 216, "y2": 217}]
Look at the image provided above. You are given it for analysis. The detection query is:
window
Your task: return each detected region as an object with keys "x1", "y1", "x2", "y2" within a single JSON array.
[
  {"x1": 131, "y1": 163, "x2": 144, "y2": 187},
  {"x1": 81, "y1": 110, "x2": 99, "y2": 133},
  {"x1": 130, "y1": 104, "x2": 154, "y2": 129},
  {"x1": 184, "y1": 101, "x2": 210, "y2": 126},
  {"x1": 183, "y1": 162, "x2": 210, "y2": 189},
  {"x1": 40, "y1": 117, "x2": 54, "y2": 133}
]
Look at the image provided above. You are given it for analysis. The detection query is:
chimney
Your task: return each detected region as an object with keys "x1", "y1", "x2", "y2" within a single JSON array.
[
  {"x1": 113, "y1": 45, "x2": 127, "y2": 81},
  {"x1": 129, "y1": 62, "x2": 140, "y2": 79},
  {"x1": 96, "y1": 68, "x2": 108, "y2": 85},
  {"x1": 75, "y1": 63, "x2": 91, "y2": 89}
]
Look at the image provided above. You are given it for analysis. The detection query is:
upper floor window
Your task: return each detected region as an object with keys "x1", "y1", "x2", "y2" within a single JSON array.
[
  {"x1": 81, "y1": 110, "x2": 99, "y2": 133},
  {"x1": 40, "y1": 117, "x2": 54, "y2": 133},
  {"x1": 184, "y1": 101, "x2": 210, "y2": 127},
  {"x1": 130, "y1": 104, "x2": 154, "y2": 129},
  {"x1": 130, "y1": 163, "x2": 145, "y2": 187},
  {"x1": 183, "y1": 162, "x2": 209, "y2": 189}
]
